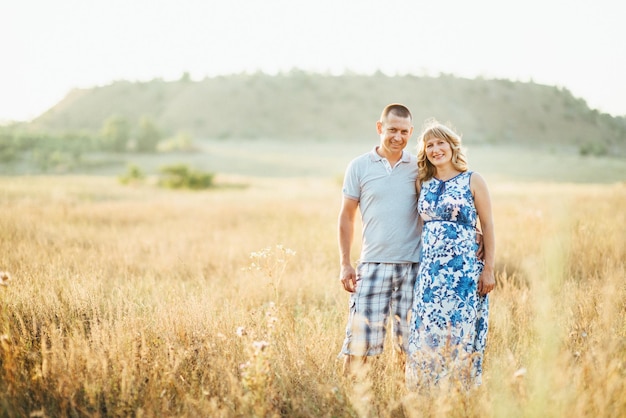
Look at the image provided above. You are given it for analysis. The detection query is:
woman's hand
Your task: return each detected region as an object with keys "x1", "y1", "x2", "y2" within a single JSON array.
[{"x1": 478, "y1": 266, "x2": 495, "y2": 296}]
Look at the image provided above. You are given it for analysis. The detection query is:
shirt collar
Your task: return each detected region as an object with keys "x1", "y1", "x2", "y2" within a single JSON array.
[{"x1": 369, "y1": 146, "x2": 410, "y2": 163}]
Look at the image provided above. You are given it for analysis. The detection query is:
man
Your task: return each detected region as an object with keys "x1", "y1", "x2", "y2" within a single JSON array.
[{"x1": 338, "y1": 103, "x2": 421, "y2": 375}]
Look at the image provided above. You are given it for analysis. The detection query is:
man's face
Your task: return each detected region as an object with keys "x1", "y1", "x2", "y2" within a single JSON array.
[{"x1": 377, "y1": 113, "x2": 413, "y2": 154}]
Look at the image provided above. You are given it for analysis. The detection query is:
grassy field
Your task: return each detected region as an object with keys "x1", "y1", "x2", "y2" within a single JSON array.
[{"x1": 0, "y1": 150, "x2": 625, "y2": 416}]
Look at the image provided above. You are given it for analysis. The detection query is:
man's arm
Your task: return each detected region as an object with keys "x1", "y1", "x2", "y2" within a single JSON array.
[
  {"x1": 476, "y1": 229, "x2": 484, "y2": 260},
  {"x1": 338, "y1": 197, "x2": 359, "y2": 293}
]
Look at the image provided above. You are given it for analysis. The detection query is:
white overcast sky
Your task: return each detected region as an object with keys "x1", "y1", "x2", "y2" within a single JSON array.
[{"x1": 1, "y1": 0, "x2": 625, "y2": 122}]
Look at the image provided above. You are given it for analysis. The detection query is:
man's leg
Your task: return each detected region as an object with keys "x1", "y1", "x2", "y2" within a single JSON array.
[
  {"x1": 391, "y1": 263, "x2": 419, "y2": 372},
  {"x1": 339, "y1": 263, "x2": 393, "y2": 375},
  {"x1": 343, "y1": 354, "x2": 368, "y2": 377}
]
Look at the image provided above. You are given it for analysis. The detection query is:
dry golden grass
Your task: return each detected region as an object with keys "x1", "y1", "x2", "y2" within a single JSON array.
[{"x1": 0, "y1": 175, "x2": 625, "y2": 417}]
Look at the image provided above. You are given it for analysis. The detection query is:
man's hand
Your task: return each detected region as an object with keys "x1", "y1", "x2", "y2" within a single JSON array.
[
  {"x1": 476, "y1": 230, "x2": 485, "y2": 260},
  {"x1": 340, "y1": 265, "x2": 357, "y2": 293}
]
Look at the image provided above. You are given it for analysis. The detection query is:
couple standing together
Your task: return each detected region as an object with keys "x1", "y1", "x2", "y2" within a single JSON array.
[{"x1": 338, "y1": 103, "x2": 495, "y2": 389}]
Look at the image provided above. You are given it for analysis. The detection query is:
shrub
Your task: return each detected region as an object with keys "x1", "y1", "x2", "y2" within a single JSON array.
[
  {"x1": 579, "y1": 141, "x2": 607, "y2": 156},
  {"x1": 158, "y1": 163, "x2": 214, "y2": 190},
  {"x1": 157, "y1": 132, "x2": 195, "y2": 152},
  {"x1": 118, "y1": 163, "x2": 145, "y2": 185}
]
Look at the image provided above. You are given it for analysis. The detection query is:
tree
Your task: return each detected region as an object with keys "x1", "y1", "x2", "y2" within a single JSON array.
[
  {"x1": 135, "y1": 116, "x2": 161, "y2": 153},
  {"x1": 100, "y1": 115, "x2": 130, "y2": 152},
  {"x1": 0, "y1": 130, "x2": 18, "y2": 164}
]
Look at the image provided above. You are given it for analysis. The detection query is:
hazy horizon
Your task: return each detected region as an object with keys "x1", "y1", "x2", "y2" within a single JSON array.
[{"x1": 2, "y1": 0, "x2": 625, "y2": 122}]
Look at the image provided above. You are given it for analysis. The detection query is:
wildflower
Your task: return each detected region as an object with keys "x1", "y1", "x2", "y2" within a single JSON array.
[
  {"x1": 0, "y1": 271, "x2": 11, "y2": 286},
  {"x1": 0, "y1": 334, "x2": 9, "y2": 350},
  {"x1": 250, "y1": 248, "x2": 270, "y2": 259},
  {"x1": 252, "y1": 340, "x2": 269, "y2": 354}
]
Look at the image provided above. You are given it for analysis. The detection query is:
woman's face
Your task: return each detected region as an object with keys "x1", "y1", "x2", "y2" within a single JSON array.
[{"x1": 424, "y1": 135, "x2": 453, "y2": 168}]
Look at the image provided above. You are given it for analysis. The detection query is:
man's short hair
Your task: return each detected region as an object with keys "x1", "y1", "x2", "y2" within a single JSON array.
[{"x1": 380, "y1": 103, "x2": 412, "y2": 123}]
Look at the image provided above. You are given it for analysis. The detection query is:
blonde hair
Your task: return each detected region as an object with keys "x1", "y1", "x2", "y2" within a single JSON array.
[{"x1": 417, "y1": 118, "x2": 468, "y2": 182}]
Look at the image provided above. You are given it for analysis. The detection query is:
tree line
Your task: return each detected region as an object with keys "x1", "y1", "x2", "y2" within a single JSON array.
[{"x1": 0, "y1": 115, "x2": 193, "y2": 174}]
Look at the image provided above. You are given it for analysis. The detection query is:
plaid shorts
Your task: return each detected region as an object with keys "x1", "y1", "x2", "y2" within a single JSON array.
[{"x1": 340, "y1": 262, "x2": 419, "y2": 357}]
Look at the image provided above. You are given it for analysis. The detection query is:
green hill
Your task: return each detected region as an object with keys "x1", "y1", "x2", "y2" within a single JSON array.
[{"x1": 28, "y1": 71, "x2": 626, "y2": 155}]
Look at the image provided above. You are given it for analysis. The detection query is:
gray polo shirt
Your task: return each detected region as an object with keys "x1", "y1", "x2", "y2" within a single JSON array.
[{"x1": 343, "y1": 147, "x2": 421, "y2": 263}]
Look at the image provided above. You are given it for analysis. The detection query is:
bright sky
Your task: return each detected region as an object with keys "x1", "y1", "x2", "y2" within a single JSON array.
[{"x1": 1, "y1": 0, "x2": 625, "y2": 122}]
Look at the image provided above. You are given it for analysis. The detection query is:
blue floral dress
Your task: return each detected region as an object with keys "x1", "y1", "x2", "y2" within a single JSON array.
[{"x1": 406, "y1": 171, "x2": 489, "y2": 388}]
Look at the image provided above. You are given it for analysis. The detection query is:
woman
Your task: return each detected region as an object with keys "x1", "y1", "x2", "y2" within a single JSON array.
[{"x1": 406, "y1": 118, "x2": 495, "y2": 389}]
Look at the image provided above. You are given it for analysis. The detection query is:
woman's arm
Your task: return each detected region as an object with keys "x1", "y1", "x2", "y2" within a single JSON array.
[{"x1": 471, "y1": 172, "x2": 495, "y2": 295}]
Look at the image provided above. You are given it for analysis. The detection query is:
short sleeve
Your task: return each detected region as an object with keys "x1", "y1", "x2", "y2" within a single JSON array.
[{"x1": 342, "y1": 158, "x2": 361, "y2": 201}]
